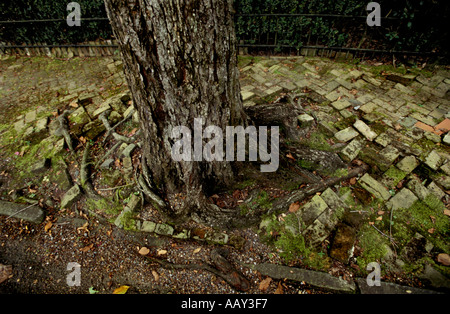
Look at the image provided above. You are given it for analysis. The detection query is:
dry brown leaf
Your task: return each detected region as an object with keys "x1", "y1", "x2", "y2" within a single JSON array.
[
  {"x1": 443, "y1": 209, "x2": 450, "y2": 217},
  {"x1": 80, "y1": 243, "x2": 94, "y2": 252},
  {"x1": 157, "y1": 249, "x2": 167, "y2": 256},
  {"x1": 428, "y1": 227, "x2": 435, "y2": 234},
  {"x1": 274, "y1": 282, "x2": 284, "y2": 294},
  {"x1": 193, "y1": 247, "x2": 202, "y2": 254},
  {"x1": 377, "y1": 210, "x2": 385, "y2": 215},
  {"x1": 430, "y1": 215, "x2": 436, "y2": 224},
  {"x1": 368, "y1": 221, "x2": 374, "y2": 225},
  {"x1": 44, "y1": 221, "x2": 53, "y2": 233},
  {"x1": 69, "y1": 101, "x2": 78, "y2": 108},
  {"x1": 113, "y1": 285, "x2": 130, "y2": 294},
  {"x1": 138, "y1": 247, "x2": 150, "y2": 256},
  {"x1": 437, "y1": 253, "x2": 450, "y2": 266},
  {"x1": 288, "y1": 202, "x2": 300, "y2": 213},
  {"x1": 152, "y1": 270, "x2": 160, "y2": 281},
  {"x1": 286, "y1": 153, "x2": 295, "y2": 161},
  {"x1": 349, "y1": 177, "x2": 356, "y2": 185},
  {"x1": 259, "y1": 277, "x2": 272, "y2": 292},
  {"x1": 376, "y1": 216, "x2": 383, "y2": 221}
]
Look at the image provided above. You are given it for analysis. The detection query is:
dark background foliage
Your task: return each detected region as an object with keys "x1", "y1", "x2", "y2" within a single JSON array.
[{"x1": 0, "y1": 0, "x2": 448, "y2": 57}]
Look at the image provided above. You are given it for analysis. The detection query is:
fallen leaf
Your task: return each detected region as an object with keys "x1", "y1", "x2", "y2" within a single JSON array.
[
  {"x1": 430, "y1": 215, "x2": 436, "y2": 224},
  {"x1": 138, "y1": 247, "x2": 150, "y2": 256},
  {"x1": 151, "y1": 270, "x2": 160, "y2": 281},
  {"x1": 80, "y1": 243, "x2": 94, "y2": 252},
  {"x1": 69, "y1": 101, "x2": 78, "y2": 108},
  {"x1": 193, "y1": 247, "x2": 202, "y2": 254},
  {"x1": 376, "y1": 216, "x2": 383, "y2": 221},
  {"x1": 128, "y1": 128, "x2": 138, "y2": 137},
  {"x1": 89, "y1": 287, "x2": 99, "y2": 294},
  {"x1": 259, "y1": 277, "x2": 272, "y2": 292},
  {"x1": 157, "y1": 249, "x2": 167, "y2": 256},
  {"x1": 368, "y1": 221, "x2": 374, "y2": 225},
  {"x1": 428, "y1": 228, "x2": 435, "y2": 234},
  {"x1": 274, "y1": 282, "x2": 284, "y2": 294},
  {"x1": 349, "y1": 177, "x2": 356, "y2": 185},
  {"x1": 437, "y1": 253, "x2": 450, "y2": 266},
  {"x1": 288, "y1": 202, "x2": 300, "y2": 213},
  {"x1": 444, "y1": 209, "x2": 450, "y2": 217},
  {"x1": 113, "y1": 285, "x2": 130, "y2": 294},
  {"x1": 377, "y1": 210, "x2": 385, "y2": 215},
  {"x1": 286, "y1": 153, "x2": 295, "y2": 161},
  {"x1": 44, "y1": 221, "x2": 53, "y2": 233}
]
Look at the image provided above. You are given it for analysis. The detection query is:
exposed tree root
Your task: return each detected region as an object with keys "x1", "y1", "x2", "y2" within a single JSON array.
[
  {"x1": 269, "y1": 163, "x2": 369, "y2": 215},
  {"x1": 54, "y1": 109, "x2": 74, "y2": 152},
  {"x1": 99, "y1": 109, "x2": 142, "y2": 145},
  {"x1": 145, "y1": 248, "x2": 250, "y2": 292}
]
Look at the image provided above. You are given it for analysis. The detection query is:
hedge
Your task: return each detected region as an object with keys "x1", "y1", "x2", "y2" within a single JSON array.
[{"x1": 0, "y1": 0, "x2": 448, "y2": 56}]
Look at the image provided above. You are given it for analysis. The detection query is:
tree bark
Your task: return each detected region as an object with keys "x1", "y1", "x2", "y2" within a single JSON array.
[{"x1": 104, "y1": 0, "x2": 247, "y2": 223}]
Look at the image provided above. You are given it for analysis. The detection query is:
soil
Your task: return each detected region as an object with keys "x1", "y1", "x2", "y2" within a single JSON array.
[{"x1": 0, "y1": 211, "x2": 325, "y2": 294}]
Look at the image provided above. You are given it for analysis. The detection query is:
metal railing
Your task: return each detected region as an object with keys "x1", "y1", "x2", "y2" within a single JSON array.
[{"x1": 0, "y1": 11, "x2": 444, "y2": 61}]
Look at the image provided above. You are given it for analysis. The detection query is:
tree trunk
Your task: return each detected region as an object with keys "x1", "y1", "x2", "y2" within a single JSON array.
[{"x1": 104, "y1": 0, "x2": 247, "y2": 224}]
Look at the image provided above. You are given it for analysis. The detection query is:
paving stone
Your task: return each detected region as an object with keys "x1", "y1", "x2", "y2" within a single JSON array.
[
  {"x1": 325, "y1": 90, "x2": 342, "y2": 102},
  {"x1": 60, "y1": 184, "x2": 82, "y2": 209},
  {"x1": 440, "y1": 162, "x2": 450, "y2": 176},
  {"x1": 358, "y1": 173, "x2": 391, "y2": 201},
  {"x1": 381, "y1": 166, "x2": 408, "y2": 188},
  {"x1": 399, "y1": 117, "x2": 418, "y2": 128},
  {"x1": 155, "y1": 223, "x2": 174, "y2": 236},
  {"x1": 334, "y1": 127, "x2": 359, "y2": 142},
  {"x1": 25, "y1": 110, "x2": 37, "y2": 124},
  {"x1": 410, "y1": 112, "x2": 436, "y2": 126},
  {"x1": 359, "y1": 102, "x2": 378, "y2": 114},
  {"x1": 339, "y1": 138, "x2": 364, "y2": 162},
  {"x1": 331, "y1": 99, "x2": 352, "y2": 111},
  {"x1": 379, "y1": 145, "x2": 400, "y2": 168},
  {"x1": 395, "y1": 83, "x2": 416, "y2": 96},
  {"x1": 299, "y1": 194, "x2": 328, "y2": 226},
  {"x1": 396, "y1": 156, "x2": 419, "y2": 173},
  {"x1": 297, "y1": 114, "x2": 314, "y2": 127},
  {"x1": 424, "y1": 131, "x2": 442, "y2": 143},
  {"x1": 68, "y1": 106, "x2": 91, "y2": 135},
  {"x1": 386, "y1": 188, "x2": 418, "y2": 210},
  {"x1": 14, "y1": 119, "x2": 26, "y2": 133},
  {"x1": 424, "y1": 150, "x2": 444, "y2": 170},
  {"x1": 407, "y1": 177, "x2": 430, "y2": 200},
  {"x1": 248, "y1": 263, "x2": 356, "y2": 293},
  {"x1": 141, "y1": 220, "x2": 156, "y2": 233},
  {"x1": 356, "y1": 93, "x2": 375, "y2": 104},
  {"x1": 0, "y1": 200, "x2": 45, "y2": 224},
  {"x1": 92, "y1": 102, "x2": 111, "y2": 119},
  {"x1": 31, "y1": 158, "x2": 50, "y2": 174},
  {"x1": 356, "y1": 278, "x2": 438, "y2": 294},
  {"x1": 353, "y1": 119, "x2": 377, "y2": 141},
  {"x1": 349, "y1": 69, "x2": 363, "y2": 79},
  {"x1": 264, "y1": 85, "x2": 283, "y2": 96},
  {"x1": 374, "y1": 132, "x2": 391, "y2": 147},
  {"x1": 435, "y1": 175, "x2": 450, "y2": 190},
  {"x1": 363, "y1": 76, "x2": 382, "y2": 87},
  {"x1": 427, "y1": 181, "x2": 445, "y2": 199},
  {"x1": 334, "y1": 77, "x2": 353, "y2": 90}
]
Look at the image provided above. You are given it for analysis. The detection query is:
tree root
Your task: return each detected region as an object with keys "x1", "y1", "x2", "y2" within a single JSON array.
[
  {"x1": 269, "y1": 163, "x2": 369, "y2": 215},
  {"x1": 54, "y1": 109, "x2": 74, "y2": 152},
  {"x1": 99, "y1": 109, "x2": 142, "y2": 145},
  {"x1": 145, "y1": 248, "x2": 250, "y2": 292}
]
